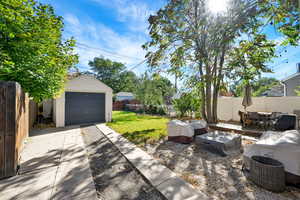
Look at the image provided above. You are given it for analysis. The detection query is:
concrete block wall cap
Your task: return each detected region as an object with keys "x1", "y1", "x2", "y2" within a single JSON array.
[
  {"x1": 156, "y1": 177, "x2": 209, "y2": 200},
  {"x1": 96, "y1": 124, "x2": 113, "y2": 132},
  {"x1": 115, "y1": 142, "x2": 138, "y2": 155},
  {"x1": 133, "y1": 159, "x2": 177, "y2": 186}
]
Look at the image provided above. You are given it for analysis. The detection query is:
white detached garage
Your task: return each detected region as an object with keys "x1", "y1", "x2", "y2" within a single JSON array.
[{"x1": 53, "y1": 75, "x2": 113, "y2": 127}]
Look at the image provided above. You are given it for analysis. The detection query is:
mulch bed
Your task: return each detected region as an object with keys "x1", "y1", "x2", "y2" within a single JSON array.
[{"x1": 143, "y1": 137, "x2": 300, "y2": 200}]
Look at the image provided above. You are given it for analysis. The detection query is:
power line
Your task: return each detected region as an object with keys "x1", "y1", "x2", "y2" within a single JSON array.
[
  {"x1": 76, "y1": 45, "x2": 130, "y2": 60},
  {"x1": 76, "y1": 42, "x2": 144, "y2": 61},
  {"x1": 63, "y1": 37, "x2": 145, "y2": 61},
  {"x1": 127, "y1": 59, "x2": 147, "y2": 71}
]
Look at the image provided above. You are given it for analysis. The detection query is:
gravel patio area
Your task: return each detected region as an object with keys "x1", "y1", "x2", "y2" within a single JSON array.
[
  {"x1": 81, "y1": 125, "x2": 166, "y2": 200},
  {"x1": 143, "y1": 136, "x2": 300, "y2": 200}
]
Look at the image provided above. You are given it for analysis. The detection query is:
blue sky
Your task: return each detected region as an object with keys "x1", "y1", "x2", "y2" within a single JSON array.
[{"x1": 40, "y1": 0, "x2": 299, "y2": 82}]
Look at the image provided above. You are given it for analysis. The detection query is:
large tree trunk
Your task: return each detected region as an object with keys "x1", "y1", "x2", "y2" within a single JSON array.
[
  {"x1": 212, "y1": 45, "x2": 226, "y2": 123},
  {"x1": 205, "y1": 63, "x2": 213, "y2": 123},
  {"x1": 198, "y1": 61, "x2": 207, "y2": 121},
  {"x1": 212, "y1": 55, "x2": 219, "y2": 123},
  {"x1": 175, "y1": 73, "x2": 178, "y2": 93}
]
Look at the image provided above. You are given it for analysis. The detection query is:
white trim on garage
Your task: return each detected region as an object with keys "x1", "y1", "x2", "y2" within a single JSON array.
[{"x1": 54, "y1": 75, "x2": 113, "y2": 127}]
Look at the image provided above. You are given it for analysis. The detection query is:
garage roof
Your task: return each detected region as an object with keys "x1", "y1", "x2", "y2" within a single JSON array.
[{"x1": 66, "y1": 74, "x2": 113, "y2": 92}]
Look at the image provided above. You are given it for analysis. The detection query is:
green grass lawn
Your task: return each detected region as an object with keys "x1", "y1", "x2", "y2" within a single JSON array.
[{"x1": 107, "y1": 111, "x2": 169, "y2": 146}]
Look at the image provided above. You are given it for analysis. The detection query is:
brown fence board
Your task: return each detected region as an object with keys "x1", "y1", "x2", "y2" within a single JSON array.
[
  {"x1": 0, "y1": 87, "x2": 5, "y2": 177},
  {"x1": 0, "y1": 81, "x2": 29, "y2": 178}
]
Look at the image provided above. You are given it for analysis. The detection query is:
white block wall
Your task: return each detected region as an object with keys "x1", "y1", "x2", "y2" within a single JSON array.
[{"x1": 217, "y1": 96, "x2": 300, "y2": 121}]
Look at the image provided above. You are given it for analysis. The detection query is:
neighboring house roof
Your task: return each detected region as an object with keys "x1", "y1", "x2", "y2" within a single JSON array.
[
  {"x1": 116, "y1": 92, "x2": 134, "y2": 97},
  {"x1": 282, "y1": 72, "x2": 300, "y2": 82},
  {"x1": 261, "y1": 84, "x2": 284, "y2": 97}
]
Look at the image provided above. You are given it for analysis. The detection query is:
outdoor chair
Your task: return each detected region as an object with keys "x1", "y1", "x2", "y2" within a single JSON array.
[
  {"x1": 275, "y1": 114, "x2": 297, "y2": 131},
  {"x1": 257, "y1": 114, "x2": 267, "y2": 129},
  {"x1": 293, "y1": 110, "x2": 300, "y2": 129},
  {"x1": 248, "y1": 112, "x2": 260, "y2": 127},
  {"x1": 268, "y1": 112, "x2": 281, "y2": 130}
]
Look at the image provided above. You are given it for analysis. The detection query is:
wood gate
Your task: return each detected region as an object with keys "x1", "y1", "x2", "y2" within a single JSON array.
[{"x1": 0, "y1": 81, "x2": 29, "y2": 178}]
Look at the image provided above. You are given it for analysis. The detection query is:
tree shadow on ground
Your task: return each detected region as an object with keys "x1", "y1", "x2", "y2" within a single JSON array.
[
  {"x1": 81, "y1": 125, "x2": 166, "y2": 200},
  {"x1": 149, "y1": 139, "x2": 300, "y2": 200},
  {"x1": 0, "y1": 141, "x2": 94, "y2": 200}
]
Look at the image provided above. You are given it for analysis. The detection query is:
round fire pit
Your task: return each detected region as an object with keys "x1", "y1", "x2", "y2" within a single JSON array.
[{"x1": 249, "y1": 156, "x2": 286, "y2": 192}]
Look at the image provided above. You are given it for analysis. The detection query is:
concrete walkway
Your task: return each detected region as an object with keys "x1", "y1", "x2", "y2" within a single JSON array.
[
  {"x1": 0, "y1": 127, "x2": 97, "y2": 200},
  {"x1": 97, "y1": 124, "x2": 209, "y2": 200}
]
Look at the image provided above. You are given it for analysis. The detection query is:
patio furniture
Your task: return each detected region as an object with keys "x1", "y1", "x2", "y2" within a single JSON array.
[
  {"x1": 189, "y1": 120, "x2": 208, "y2": 136},
  {"x1": 243, "y1": 130, "x2": 300, "y2": 185},
  {"x1": 257, "y1": 112, "x2": 272, "y2": 130},
  {"x1": 274, "y1": 114, "x2": 297, "y2": 131},
  {"x1": 195, "y1": 131, "x2": 242, "y2": 156},
  {"x1": 293, "y1": 110, "x2": 300, "y2": 129},
  {"x1": 249, "y1": 156, "x2": 286, "y2": 192},
  {"x1": 247, "y1": 112, "x2": 260, "y2": 127},
  {"x1": 167, "y1": 120, "x2": 194, "y2": 144}
]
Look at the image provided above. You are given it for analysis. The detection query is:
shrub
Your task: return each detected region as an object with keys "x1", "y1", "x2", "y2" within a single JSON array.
[{"x1": 172, "y1": 93, "x2": 200, "y2": 117}]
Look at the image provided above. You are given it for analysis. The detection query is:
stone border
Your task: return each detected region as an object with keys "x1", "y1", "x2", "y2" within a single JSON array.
[{"x1": 96, "y1": 124, "x2": 209, "y2": 200}]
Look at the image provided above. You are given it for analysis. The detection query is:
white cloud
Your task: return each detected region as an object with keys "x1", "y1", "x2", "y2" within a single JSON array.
[
  {"x1": 90, "y1": 0, "x2": 154, "y2": 33},
  {"x1": 63, "y1": 14, "x2": 147, "y2": 72}
]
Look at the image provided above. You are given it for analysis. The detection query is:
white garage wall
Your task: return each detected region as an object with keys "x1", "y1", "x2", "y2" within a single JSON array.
[
  {"x1": 218, "y1": 96, "x2": 300, "y2": 121},
  {"x1": 54, "y1": 75, "x2": 113, "y2": 127}
]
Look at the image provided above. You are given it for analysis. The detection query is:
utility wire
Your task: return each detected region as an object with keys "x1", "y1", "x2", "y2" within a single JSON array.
[
  {"x1": 76, "y1": 42, "x2": 143, "y2": 61},
  {"x1": 63, "y1": 37, "x2": 144, "y2": 61},
  {"x1": 127, "y1": 59, "x2": 147, "y2": 71}
]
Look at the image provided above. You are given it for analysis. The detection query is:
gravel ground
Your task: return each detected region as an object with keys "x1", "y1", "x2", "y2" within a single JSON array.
[
  {"x1": 143, "y1": 137, "x2": 300, "y2": 200},
  {"x1": 81, "y1": 125, "x2": 166, "y2": 200}
]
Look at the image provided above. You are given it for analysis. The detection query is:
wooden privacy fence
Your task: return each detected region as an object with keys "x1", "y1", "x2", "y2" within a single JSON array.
[{"x1": 0, "y1": 81, "x2": 29, "y2": 178}]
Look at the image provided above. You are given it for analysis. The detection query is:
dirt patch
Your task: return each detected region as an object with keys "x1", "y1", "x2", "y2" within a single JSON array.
[
  {"x1": 81, "y1": 125, "x2": 166, "y2": 200},
  {"x1": 143, "y1": 137, "x2": 300, "y2": 200}
]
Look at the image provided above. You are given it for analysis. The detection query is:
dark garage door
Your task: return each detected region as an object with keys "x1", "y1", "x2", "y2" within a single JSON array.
[{"x1": 65, "y1": 92, "x2": 105, "y2": 126}]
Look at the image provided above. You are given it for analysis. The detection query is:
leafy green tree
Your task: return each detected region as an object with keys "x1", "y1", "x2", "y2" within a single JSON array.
[
  {"x1": 295, "y1": 87, "x2": 300, "y2": 96},
  {"x1": 119, "y1": 71, "x2": 139, "y2": 93},
  {"x1": 152, "y1": 73, "x2": 175, "y2": 104},
  {"x1": 143, "y1": 0, "x2": 259, "y2": 123},
  {"x1": 89, "y1": 56, "x2": 125, "y2": 92},
  {"x1": 252, "y1": 77, "x2": 280, "y2": 96},
  {"x1": 89, "y1": 56, "x2": 139, "y2": 93},
  {"x1": 172, "y1": 92, "x2": 200, "y2": 117},
  {"x1": 258, "y1": 0, "x2": 300, "y2": 45},
  {"x1": 230, "y1": 77, "x2": 280, "y2": 97},
  {"x1": 135, "y1": 73, "x2": 175, "y2": 107},
  {"x1": 227, "y1": 34, "x2": 276, "y2": 88},
  {"x1": 0, "y1": 0, "x2": 78, "y2": 101}
]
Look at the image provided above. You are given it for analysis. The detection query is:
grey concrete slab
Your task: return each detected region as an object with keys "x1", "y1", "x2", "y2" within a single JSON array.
[
  {"x1": 0, "y1": 127, "x2": 97, "y2": 200},
  {"x1": 19, "y1": 149, "x2": 62, "y2": 173},
  {"x1": 0, "y1": 167, "x2": 57, "y2": 200},
  {"x1": 51, "y1": 162, "x2": 96, "y2": 200}
]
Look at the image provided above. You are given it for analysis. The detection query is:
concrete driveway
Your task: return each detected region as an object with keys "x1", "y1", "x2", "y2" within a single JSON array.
[{"x1": 0, "y1": 127, "x2": 97, "y2": 200}]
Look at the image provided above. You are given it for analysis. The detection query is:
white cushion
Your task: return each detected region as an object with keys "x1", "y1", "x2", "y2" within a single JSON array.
[
  {"x1": 189, "y1": 120, "x2": 207, "y2": 129},
  {"x1": 244, "y1": 130, "x2": 300, "y2": 175},
  {"x1": 167, "y1": 120, "x2": 194, "y2": 137}
]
